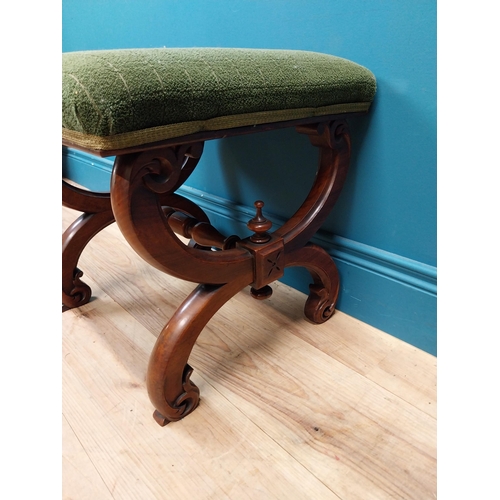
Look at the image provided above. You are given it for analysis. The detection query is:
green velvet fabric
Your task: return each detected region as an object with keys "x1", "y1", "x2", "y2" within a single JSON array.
[{"x1": 62, "y1": 48, "x2": 376, "y2": 149}]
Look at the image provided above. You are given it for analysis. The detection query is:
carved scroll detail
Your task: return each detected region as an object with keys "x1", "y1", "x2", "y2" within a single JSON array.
[
  {"x1": 137, "y1": 143, "x2": 204, "y2": 195},
  {"x1": 62, "y1": 268, "x2": 91, "y2": 312},
  {"x1": 305, "y1": 284, "x2": 336, "y2": 323},
  {"x1": 152, "y1": 364, "x2": 200, "y2": 426},
  {"x1": 285, "y1": 243, "x2": 340, "y2": 324},
  {"x1": 111, "y1": 144, "x2": 254, "y2": 284}
]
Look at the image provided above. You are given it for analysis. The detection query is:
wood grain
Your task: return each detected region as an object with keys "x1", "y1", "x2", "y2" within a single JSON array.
[{"x1": 62, "y1": 206, "x2": 436, "y2": 499}]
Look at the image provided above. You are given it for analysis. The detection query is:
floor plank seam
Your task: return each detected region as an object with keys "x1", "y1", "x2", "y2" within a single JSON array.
[
  {"x1": 63, "y1": 413, "x2": 116, "y2": 499},
  {"x1": 210, "y1": 385, "x2": 343, "y2": 500}
]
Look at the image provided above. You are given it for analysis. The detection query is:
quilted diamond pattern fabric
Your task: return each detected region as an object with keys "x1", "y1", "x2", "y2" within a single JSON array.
[{"x1": 62, "y1": 48, "x2": 376, "y2": 151}]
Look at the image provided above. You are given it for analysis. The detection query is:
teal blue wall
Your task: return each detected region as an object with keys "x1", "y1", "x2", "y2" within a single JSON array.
[{"x1": 63, "y1": 0, "x2": 437, "y2": 354}]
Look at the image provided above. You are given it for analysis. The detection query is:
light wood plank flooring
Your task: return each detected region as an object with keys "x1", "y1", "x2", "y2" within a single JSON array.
[{"x1": 62, "y1": 206, "x2": 436, "y2": 499}]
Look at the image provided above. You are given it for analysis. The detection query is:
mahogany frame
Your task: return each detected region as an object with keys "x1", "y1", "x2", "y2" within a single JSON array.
[{"x1": 62, "y1": 115, "x2": 354, "y2": 425}]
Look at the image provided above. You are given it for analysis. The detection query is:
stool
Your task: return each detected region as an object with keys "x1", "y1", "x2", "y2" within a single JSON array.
[{"x1": 62, "y1": 48, "x2": 376, "y2": 425}]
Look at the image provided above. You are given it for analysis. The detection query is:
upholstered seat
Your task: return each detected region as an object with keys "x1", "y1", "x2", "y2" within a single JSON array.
[{"x1": 62, "y1": 48, "x2": 376, "y2": 152}]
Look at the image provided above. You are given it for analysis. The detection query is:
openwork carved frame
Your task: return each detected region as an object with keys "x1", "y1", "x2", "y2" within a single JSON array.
[{"x1": 62, "y1": 118, "x2": 352, "y2": 424}]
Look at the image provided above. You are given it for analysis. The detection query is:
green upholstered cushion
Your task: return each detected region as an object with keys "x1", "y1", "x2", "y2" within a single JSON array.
[{"x1": 62, "y1": 48, "x2": 376, "y2": 151}]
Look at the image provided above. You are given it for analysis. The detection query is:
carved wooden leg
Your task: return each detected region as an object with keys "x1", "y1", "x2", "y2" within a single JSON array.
[
  {"x1": 62, "y1": 180, "x2": 115, "y2": 311},
  {"x1": 147, "y1": 276, "x2": 249, "y2": 425},
  {"x1": 285, "y1": 243, "x2": 340, "y2": 324},
  {"x1": 110, "y1": 144, "x2": 255, "y2": 424},
  {"x1": 272, "y1": 119, "x2": 350, "y2": 322}
]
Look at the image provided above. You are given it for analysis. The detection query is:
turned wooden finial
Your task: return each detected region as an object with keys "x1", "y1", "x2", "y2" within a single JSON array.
[{"x1": 247, "y1": 200, "x2": 272, "y2": 243}]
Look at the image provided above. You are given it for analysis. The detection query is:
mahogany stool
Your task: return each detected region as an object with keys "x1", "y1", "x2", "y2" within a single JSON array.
[{"x1": 62, "y1": 48, "x2": 376, "y2": 425}]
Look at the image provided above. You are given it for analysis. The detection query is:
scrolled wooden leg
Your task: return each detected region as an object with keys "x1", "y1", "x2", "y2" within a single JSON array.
[
  {"x1": 285, "y1": 243, "x2": 340, "y2": 324},
  {"x1": 147, "y1": 276, "x2": 249, "y2": 425},
  {"x1": 62, "y1": 210, "x2": 116, "y2": 310},
  {"x1": 62, "y1": 181, "x2": 115, "y2": 311},
  {"x1": 266, "y1": 121, "x2": 350, "y2": 323}
]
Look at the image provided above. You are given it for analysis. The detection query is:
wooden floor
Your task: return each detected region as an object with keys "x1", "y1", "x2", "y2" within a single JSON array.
[{"x1": 62, "y1": 206, "x2": 436, "y2": 500}]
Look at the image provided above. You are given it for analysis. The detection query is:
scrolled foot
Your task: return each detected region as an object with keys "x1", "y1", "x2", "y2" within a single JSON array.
[
  {"x1": 285, "y1": 243, "x2": 340, "y2": 324},
  {"x1": 304, "y1": 283, "x2": 336, "y2": 324},
  {"x1": 151, "y1": 364, "x2": 200, "y2": 426},
  {"x1": 62, "y1": 268, "x2": 92, "y2": 312}
]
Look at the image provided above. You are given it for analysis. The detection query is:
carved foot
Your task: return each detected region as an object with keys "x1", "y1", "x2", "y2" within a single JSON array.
[
  {"x1": 62, "y1": 268, "x2": 92, "y2": 312},
  {"x1": 147, "y1": 277, "x2": 249, "y2": 425},
  {"x1": 152, "y1": 365, "x2": 200, "y2": 425},
  {"x1": 285, "y1": 243, "x2": 340, "y2": 324},
  {"x1": 304, "y1": 283, "x2": 337, "y2": 324},
  {"x1": 62, "y1": 209, "x2": 115, "y2": 310}
]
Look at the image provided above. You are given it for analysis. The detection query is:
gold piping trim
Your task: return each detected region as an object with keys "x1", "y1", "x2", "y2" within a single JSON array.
[{"x1": 62, "y1": 102, "x2": 371, "y2": 152}]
